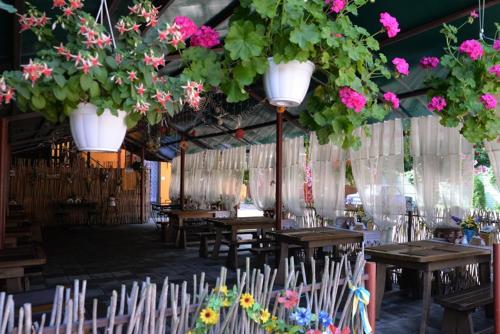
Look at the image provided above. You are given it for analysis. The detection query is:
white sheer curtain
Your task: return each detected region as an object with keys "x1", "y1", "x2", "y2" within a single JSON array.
[
  {"x1": 249, "y1": 143, "x2": 276, "y2": 211},
  {"x1": 184, "y1": 151, "x2": 208, "y2": 205},
  {"x1": 310, "y1": 133, "x2": 346, "y2": 220},
  {"x1": 411, "y1": 116, "x2": 474, "y2": 227},
  {"x1": 169, "y1": 157, "x2": 180, "y2": 201},
  {"x1": 220, "y1": 146, "x2": 247, "y2": 210},
  {"x1": 485, "y1": 140, "x2": 500, "y2": 190},
  {"x1": 350, "y1": 119, "x2": 406, "y2": 237},
  {"x1": 205, "y1": 150, "x2": 222, "y2": 204},
  {"x1": 282, "y1": 137, "x2": 306, "y2": 217}
]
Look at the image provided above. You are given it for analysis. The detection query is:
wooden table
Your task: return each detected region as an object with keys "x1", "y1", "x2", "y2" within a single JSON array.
[
  {"x1": 270, "y1": 227, "x2": 364, "y2": 283},
  {"x1": 207, "y1": 217, "x2": 275, "y2": 269},
  {"x1": 0, "y1": 244, "x2": 47, "y2": 292},
  {"x1": 365, "y1": 240, "x2": 491, "y2": 334},
  {"x1": 165, "y1": 210, "x2": 218, "y2": 248}
]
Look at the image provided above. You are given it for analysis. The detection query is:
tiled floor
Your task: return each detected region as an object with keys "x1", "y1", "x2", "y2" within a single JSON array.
[{"x1": 25, "y1": 224, "x2": 493, "y2": 333}]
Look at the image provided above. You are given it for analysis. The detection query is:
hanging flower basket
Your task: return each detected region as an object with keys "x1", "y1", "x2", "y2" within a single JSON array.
[
  {"x1": 263, "y1": 58, "x2": 315, "y2": 108},
  {"x1": 69, "y1": 103, "x2": 127, "y2": 152}
]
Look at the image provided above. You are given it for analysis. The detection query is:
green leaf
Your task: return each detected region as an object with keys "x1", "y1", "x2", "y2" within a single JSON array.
[
  {"x1": 221, "y1": 80, "x2": 248, "y2": 103},
  {"x1": 105, "y1": 56, "x2": 118, "y2": 69},
  {"x1": 125, "y1": 113, "x2": 141, "y2": 128},
  {"x1": 94, "y1": 67, "x2": 108, "y2": 84},
  {"x1": 80, "y1": 75, "x2": 93, "y2": 91},
  {"x1": 54, "y1": 74, "x2": 66, "y2": 88},
  {"x1": 225, "y1": 21, "x2": 266, "y2": 61},
  {"x1": 146, "y1": 110, "x2": 162, "y2": 125},
  {"x1": 31, "y1": 95, "x2": 46, "y2": 110},
  {"x1": 251, "y1": 0, "x2": 276, "y2": 18},
  {"x1": 0, "y1": 1, "x2": 17, "y2": 13},
  {"x1": 89, "y1": 81, "x2": 100, "y2": 98},
  {"x1": 53, "y1": 86, "x2": 67, "y2": 101},
  {"x1": 290, "y1": 23, "x2": 320, "y2": 49},
  {"x1": 233, "y1": 63, "x2": 256, "y2": 86}
]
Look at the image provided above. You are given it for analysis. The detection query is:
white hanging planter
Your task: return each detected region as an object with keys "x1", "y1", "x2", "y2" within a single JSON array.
[
  {"x1": 263, "y1": 57, "x2": 315, "y2": 108},
  {"x1": 69, "y1": 102, "x2": 127, "y2": 152}
]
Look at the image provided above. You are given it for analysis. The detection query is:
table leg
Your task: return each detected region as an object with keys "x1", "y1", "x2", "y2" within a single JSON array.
[
  {"x1": 419, "y1": 270, "x2": 432, "y2": 334},
  {"x1": 212, "y1": 228, "x2": 223, "y2": 259},
  {"x1": 275, "y1": 242, "x2": 289, "y2": 284},
  {"x1": 227, "y1": 230, "x2": 238, "y2": 269},
  {"x1": 479, "y1": 261, "x2": 491, "y2": 285},
  {"x1": 375, "y1": 263, "x2": 386, "y2": 319}
]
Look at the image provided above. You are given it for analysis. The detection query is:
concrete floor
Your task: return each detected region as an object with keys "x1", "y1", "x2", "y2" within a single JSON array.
[{"x1": 23, "y1": 224, "x2": 493, "y2": 333}]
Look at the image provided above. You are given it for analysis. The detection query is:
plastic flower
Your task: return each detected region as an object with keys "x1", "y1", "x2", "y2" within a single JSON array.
[
  {"x1": 383, "y1": 91, "x2": 400, "y2": 109},
  {"x1": 494, "y1": 39, "x2": 500, "y2": 51},
  {"x1": 392, "y1": 57, "x2": 409, "y2": 76},
  {"x1": 278, "y1": 290, "x2": 299, "y2": 309},
  {"x1": 199, "y1": 307, "x2": 218, "y2": 325},
  {"x1": 420, "y1": 56, "x2": 439, "y2": 69},
  {"x1": 190, "y1": 26, "x2": 220, "y2": 48},
  {"x1": 260, "y1": 309, "x2": 271, "y2": 323},
  {"x1": 173, "y1": 16, "x2": 197, "y2": 39},
  {"x1": 318, "y1": 310, "x2": 332, "y2": 327},
  {"x1": 339, "y1": 87, "x2": 366, "y2": 113},
  {"x1": 427, "y1": 96, "x2": 446, "y2": 112},
  {"x1": 459, "y1": 39, "x2": 484, "y2": 60},
  {"x1": 240, "y1": 293, "x2": 254, "y2": 309},
  {"x1": 488, "y1": 64, "x2": 500, "y2": 78},
  {"x1": 480, "y1": 94, "x2": 497, "y2": 110},
  {"x1": 291, "y1": 307, "x2": 312, "y2": 326},
  {"x1": 325, "y1": 0, "x2": 346, "y2": 13},
  {"x1": 379, "y1": 12, "x2": 400, "y2": 38}
]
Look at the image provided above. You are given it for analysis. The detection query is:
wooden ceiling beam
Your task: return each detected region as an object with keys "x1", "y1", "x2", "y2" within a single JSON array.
[{"x1": 380, "y1": 0, "x2": 500, "y2": 47}]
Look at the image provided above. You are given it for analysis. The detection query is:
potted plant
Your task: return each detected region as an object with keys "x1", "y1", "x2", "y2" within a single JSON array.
[
  {"x1": 460, "y1": 216, "x2": 479, "y2": 243},
  {"x1": 424, "y1": 17, "x2": 499, "y2": 144},
  {"x1": 181, "y1": 0, "x2": 399, "y2": 149},
  {"x1": 0, "y1": 0, "x2": 214, "y2": 152}
]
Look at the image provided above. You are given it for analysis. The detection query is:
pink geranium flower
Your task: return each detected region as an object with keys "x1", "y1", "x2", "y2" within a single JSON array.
[
  {"x1": 458, "y1": 39, "x2": 484, "y2": 60},
  {"x1": 480, "y1": 94, "x2": 497, "y2": 110},
  {"x1": 488, "y1": 64, "x2": 500, "y2": 77},
  {"x1": 383, "y1": 92, "x2": 400, "y2": 109},
  {"x1": 470, "y1": 10, "x2": 479, "y2": 18},
  {"x1": 190, "y1": 26, "x2": 220, "y2": 48},
  {"x1": 419, "y1": 56, "x2": 439, "y2": 69},
  {"x1": 379, "y1": 12, "x2": 400, "y2": 38},
  {"x1": 325, "y1": 0, "x2": 346, "y2": 13},
  {"x1": 494, "y1": 40, "x2": 500, "y2": 51},
  {"x1": 173, "y1": 16, "x2": 197, "y2": 39},
  {"x1": 339, "y1": 87, "x2": 366, "y2": 113},
  {"x1": 427, "y1": 96, "x2": 446, "y2": 112},
  {"x1": 278, "y1": 290, "x2": 299, "y2": 309},
  {"x1": 392, "y1": 57, "x2": 409, "y2": 76}
]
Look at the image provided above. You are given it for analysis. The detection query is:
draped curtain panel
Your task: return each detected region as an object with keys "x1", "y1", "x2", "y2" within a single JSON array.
[
  {"x1": 219, "y1": 146, "x2": 247, "y2": 210},
  {"x1": 310, "y1": 133, "x2": 346, "y2": 220},
  {"x1": 350, "y1": 119, "x2": 406, "y2": 231},
  {"x1": 485, "y1": 139, "x2": 500, "y2": 190},
  {"x1": 184, "y1": 151, "x2": 207, "y2": 205},
  {"x1": 204, "y1": 149, "x2": 222, "y2": 204},
  {"x1": 411, "y1": 116, "x2": 474, "y2": 227},
  {"x1": 282, "y1": 136, "x2": 306, "y2": 217},
  {"x1": 169, "y1": 157, "x2": 180, "y2": 201},
  {"x1": 249, "y1": 143, "x2": 276, "y2": 211}
]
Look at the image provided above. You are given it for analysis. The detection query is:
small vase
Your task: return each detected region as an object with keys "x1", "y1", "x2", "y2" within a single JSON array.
[{"x1": 463, "y1": 229, "x2": 475, "y2": 243}]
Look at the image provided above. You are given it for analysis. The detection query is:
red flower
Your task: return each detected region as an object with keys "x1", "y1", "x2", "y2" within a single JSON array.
[{"x1": 52, "y1": 0, "x2": 66, "y2": 8}]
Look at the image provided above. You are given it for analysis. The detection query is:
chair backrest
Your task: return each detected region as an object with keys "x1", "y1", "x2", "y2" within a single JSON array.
[{"x1": 335, "y1": 216, "x2": 355, "y2": 228}]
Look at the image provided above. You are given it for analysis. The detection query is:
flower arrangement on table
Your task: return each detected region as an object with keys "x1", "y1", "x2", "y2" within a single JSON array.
[
  {"x1": 424, "y1": 12, "x2": 500, "y2": 144},
  {"x1": 452, "y1": 215, "x2": 480, "y2": 243},
  {"x1": 189, "y1": 286, "x2": 368, "y2": 334},
  {"x1": 0, "y1": 0, "x2": 218, "y2": 128},
  {"x1": 179, "y1": 0, "x2": 402, "y2": 149}
]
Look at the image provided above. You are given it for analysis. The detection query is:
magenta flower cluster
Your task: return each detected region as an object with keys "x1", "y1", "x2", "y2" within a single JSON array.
[
  {"x1": 494, "y1": 40, "x2": 500, "y2": 50},
  {"x1": 480, "y1": 94, "x2": 497, "y2": 110},
  {"x1": 383, "y1": 92, "x2": 400, "y2": 109},
  {"x1": 190, "y1": 25, "x2": 220, "y2": 48},
  {"x1": 325, "y1": 0, "x2": 346, "y2": 13},
  {"x1": 458, "y1": 39, "x2": 484, "y2": 60},
  {"x1": 488, "y1": 64, "x2": 500, "y2": 78},
  {"x1": 379, "y1": 12, "x2": 400, "y2": 38},
  {"x1": 173, "y1": 16, "x2": 197, "y2": 39},
  {"x1": 339, "y1": 87, "x2": 366, "y2": 113},
  {"x1": 420, "y1": 56, "x2": 439, "y2": 69},
  {"x1": 392, "y1": 57, "x2": 409, "y2": 76},
  {"x1": 427, "y1": 96, "x2": 446, "y2": 112}
]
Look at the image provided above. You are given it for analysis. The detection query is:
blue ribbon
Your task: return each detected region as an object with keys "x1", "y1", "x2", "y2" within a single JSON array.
[{"x1": 349, "y1": 282, "x2": 372, "y2": 334}]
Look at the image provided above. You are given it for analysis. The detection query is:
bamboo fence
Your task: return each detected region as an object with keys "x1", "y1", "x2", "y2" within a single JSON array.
[
  {"x1": 9, "y1": 158, "x2": 151, "y2": 226},
  {"x1": 0, "y1": 256, "x2": 370, "y2": 334}
]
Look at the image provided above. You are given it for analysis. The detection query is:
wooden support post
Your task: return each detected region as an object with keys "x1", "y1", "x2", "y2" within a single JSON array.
[
  {"x1": 0, "y1": 119, "x2": 9, "y2": 250},
  {"x1": 407, "y1": 210, "x2": 413, "y2": 242},
  {"x1": 140, "y1": 147, "x2": 145, "y2": 224},
  {"x1": 179, "y1": 141, "x2": 186, "y2": 210},
  {"x1": 365, "y1": 261, "x2": 377, "y2": 334},
  {"x1": 275, "y1": 107, "x2": 284, "y2": 230},
  {"x1": 494, "y1": 244, "x2": 500, "y2": 334},
  {"x1": 86, "y1": 152, "x2": 91, "y2": 168}
]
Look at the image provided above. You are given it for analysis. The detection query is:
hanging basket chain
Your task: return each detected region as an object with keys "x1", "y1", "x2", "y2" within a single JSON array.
[{"x1": 96, "y1": 0, "x2": 116, "y2": 49}]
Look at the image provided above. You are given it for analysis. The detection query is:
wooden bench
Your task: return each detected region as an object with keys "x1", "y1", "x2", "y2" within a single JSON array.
[
  {"x1": 195, "y1": 231, "x2": 231, "y2": 258},
  {"x1": 250, "y1": 244, "x2": 302, "y2": 267},
  {"x1": 435, "y1": 284, "x2": 493, "y2": 334}
]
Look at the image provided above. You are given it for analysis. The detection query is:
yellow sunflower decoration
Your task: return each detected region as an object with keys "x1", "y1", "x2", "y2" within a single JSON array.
[
  {"x1": 260, "y1": 309, "x2": 271, "y2": 323},
  {"x1": 240, "y1": 293, "x2": 255, "y2": 309},
  {"x1": 199, "y1": 307, "x2": 219, "y2": 325}
]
